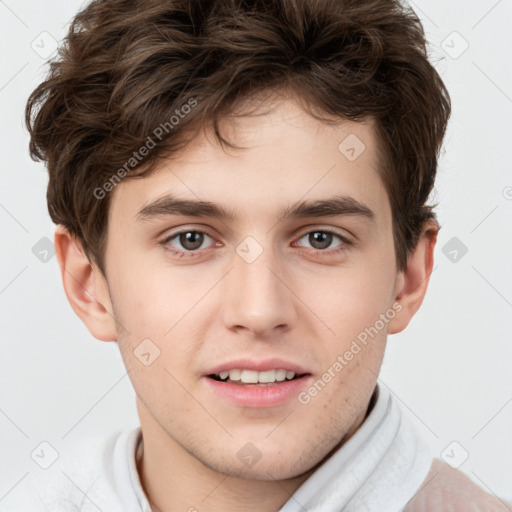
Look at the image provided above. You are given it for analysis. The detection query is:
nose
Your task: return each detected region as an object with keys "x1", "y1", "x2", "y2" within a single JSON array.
[{"x1": 221, "y1": 244, "x2": 298, "y2": 338}]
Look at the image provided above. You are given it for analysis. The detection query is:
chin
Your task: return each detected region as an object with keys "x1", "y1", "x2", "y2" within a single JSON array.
[
  {"x1": 222, "y1": 457, "x2": 312, "y2": 481},
  {"x1": 199, "y1": 440, "x2": 322, "y2": 482}
]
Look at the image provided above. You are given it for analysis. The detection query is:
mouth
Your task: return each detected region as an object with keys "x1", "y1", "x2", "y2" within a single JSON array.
[
  {"x1": 203, "y1": 358, "x2": 313, "y2": 407},
  {"x1": 207, "y1": 368, "x2": 308, "y2": 386}
]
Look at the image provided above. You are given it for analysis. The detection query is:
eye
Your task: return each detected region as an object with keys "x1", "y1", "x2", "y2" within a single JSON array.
[
  {"x1": 295, "y1": 229, "x2": 350, "y2": 253},
  {"x1": 161, "y1": 227, "x2": 352, "y2": 260},
  {"x1": 163, "y1": 230, "x2": 215, "y2": 257}
]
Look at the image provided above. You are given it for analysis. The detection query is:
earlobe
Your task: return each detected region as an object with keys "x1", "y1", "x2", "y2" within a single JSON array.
[
  {"x1": 387, "y1": 220, "x2": 438, "y2": 335},
  {"x1": 54, "y1": 225, "x2": 117, "y2": 342}
]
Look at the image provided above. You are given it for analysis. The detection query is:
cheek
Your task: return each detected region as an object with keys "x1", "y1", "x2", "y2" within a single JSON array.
[
  {"x1": 108, "y1": 262, "x2": 208, "y2": 385},
  {"x1": 306, "y1": 261, "x2": 395, "y2": 339},
  {"x1": 298, "y1": 249, "x2": 395, "y2": 393},
  {"x1": 115, "y1": 332, "x2": 196, "y2": 422},
  {"x1": 108, "y1": 249, "x2": 203, "y2": 335}
]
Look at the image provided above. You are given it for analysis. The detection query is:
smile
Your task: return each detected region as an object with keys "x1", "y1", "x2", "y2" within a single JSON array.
[{"x1": 209, "y1": 368, "x2": 302, "y2": 385}]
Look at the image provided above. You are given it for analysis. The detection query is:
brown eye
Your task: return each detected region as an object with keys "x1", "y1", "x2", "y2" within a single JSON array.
[
  {"x1": 296, "y1": 230, "x2": 346, "y2": 251},
  {"x1": 308, "y1": 231, "x2": 333, "y2": 250},
  {"x1": 179, "y1": 231, "x2": 204, "y2": 250},
  {"x1": 164, "y1": 230, "x2": 212, "y2": 253}
]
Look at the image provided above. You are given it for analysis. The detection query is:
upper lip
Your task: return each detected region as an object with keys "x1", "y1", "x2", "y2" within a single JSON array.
[{"x1": 204, "y1": 358, "x2": 311, "y2": 376}]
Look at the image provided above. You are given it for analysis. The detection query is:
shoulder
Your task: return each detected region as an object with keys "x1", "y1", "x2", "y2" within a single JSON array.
[
  {"x1": 404, "y1": 458, "x2": 511, "y2": 512},
  {"x1": 10, "y1": 429, "x2": 137, "y2": 512}
]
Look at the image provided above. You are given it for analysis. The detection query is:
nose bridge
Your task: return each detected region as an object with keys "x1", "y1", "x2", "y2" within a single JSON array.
[{"x1": 222, "y1": 237, "x2": 296, "y2": 335}]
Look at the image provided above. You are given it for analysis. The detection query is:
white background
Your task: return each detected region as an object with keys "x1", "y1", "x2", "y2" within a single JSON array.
[{"x1": 1, "y1": 0, "x2": 511, "y2": 507}]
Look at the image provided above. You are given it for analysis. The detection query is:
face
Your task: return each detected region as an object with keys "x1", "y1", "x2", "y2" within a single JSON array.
[{"x1": 98, "y1": 95, "x2": 403, "y2": 480}]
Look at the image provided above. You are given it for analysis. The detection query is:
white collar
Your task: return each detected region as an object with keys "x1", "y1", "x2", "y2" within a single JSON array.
[{"x1": 120, "y1": 384, "x2": 431, "y2": 512}]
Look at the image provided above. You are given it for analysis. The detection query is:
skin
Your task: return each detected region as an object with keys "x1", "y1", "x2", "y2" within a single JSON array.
[{"x1": 55, "y1": 91, "x2": 437, "y2": 512}]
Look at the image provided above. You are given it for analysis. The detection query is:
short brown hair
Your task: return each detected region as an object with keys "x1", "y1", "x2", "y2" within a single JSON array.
[{"x1": 25, "y1": 0, "x2": 450, "y2": 274}]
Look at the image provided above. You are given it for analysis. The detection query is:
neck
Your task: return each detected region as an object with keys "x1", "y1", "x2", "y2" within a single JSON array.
[
  {"x1": 137, "y1": 424, "x2": 313, "y2": 512},
  {"x1": 136, "y1": 394, "x2": 374, "y2": 512}
]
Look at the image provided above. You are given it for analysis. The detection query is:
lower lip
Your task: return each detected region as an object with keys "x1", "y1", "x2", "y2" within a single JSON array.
[{"x1": 203, "y1": 376, "x2": 312, "y2": 408}]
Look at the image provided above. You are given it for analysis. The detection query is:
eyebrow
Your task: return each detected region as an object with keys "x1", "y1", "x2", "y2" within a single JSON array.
[{"x1": 136, "y1": 194, "x2": 375, "y2": 223}]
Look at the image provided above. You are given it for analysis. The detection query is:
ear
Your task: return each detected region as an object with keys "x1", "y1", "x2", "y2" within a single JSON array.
[
  {"x1": 54, "y1": 225, "x2": 118, "y2": 341},
  {"x1": 388, "y1": 219, "x2": 438, "y2": 334}
]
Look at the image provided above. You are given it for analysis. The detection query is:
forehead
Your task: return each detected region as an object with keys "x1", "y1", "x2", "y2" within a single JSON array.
[{"x1": 109, "y1": 97, "x2": 391, "y2": 227}]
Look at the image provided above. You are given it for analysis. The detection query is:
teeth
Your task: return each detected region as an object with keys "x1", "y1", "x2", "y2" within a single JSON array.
[
  {"x1": 275, "y1": 369, "x2": 287, "y2": 382},
  {"x1": 241, "y1": 370, "x2": 259, "y2": 383},
  {"x1": 258, "y1": 370, "x2": 276, "y2": 383},
  {"x1": 228, "y1": 369, "x2": 241, "y2": 381},
  {"x1": 216, "y1": 369, "x2": 297, "y2": 384}
]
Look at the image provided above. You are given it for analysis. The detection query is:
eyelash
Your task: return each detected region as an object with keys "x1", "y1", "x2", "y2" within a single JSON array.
[{"x1": 161, "y1": 228, "x2": 353, "y2": 259}]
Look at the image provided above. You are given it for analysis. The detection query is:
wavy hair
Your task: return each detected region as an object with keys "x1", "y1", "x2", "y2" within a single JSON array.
[{"x1": 25, "y1": 0, "x2": 451, "y2": 274}]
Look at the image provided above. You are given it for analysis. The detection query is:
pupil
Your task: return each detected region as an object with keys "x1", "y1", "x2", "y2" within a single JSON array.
[
  {"x1": 310, "y1": 231, "x2": 331, "y2": 250},
  {"x1": 180, "y1": 231, "x2": 203, "y2": 250}
]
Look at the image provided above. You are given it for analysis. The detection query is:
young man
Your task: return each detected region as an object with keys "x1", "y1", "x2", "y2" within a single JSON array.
[{"x1": 23, "y1": 0, "x2": 510, "y2": 510}]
